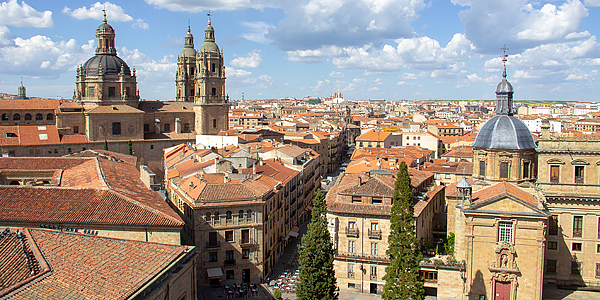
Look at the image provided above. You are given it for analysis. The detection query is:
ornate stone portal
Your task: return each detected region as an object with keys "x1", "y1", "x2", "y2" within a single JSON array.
[{"x1": 489, "y1": 242, "x2": 520, "y2": 300}]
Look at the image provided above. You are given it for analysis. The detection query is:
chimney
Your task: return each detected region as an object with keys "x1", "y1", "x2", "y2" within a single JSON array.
[
  {"x1": 175, "y1": 117, "x2": 181, "y2": 134},
  {"x1": 253, "y1": 162, "x2": 256, "y2": 175},
  {"x1": 155, "y1": 118, "x2": 161, "y2": 134}
]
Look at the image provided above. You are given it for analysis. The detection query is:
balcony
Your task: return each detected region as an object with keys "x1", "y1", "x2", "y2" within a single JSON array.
[
  {"x1": 335, "y1": 252, "x2": 389, "y2": 263},
  {"x1": 345, "y1": 227, "x2": 359, "y2": 237},
  {"x1": 240, "y1": 239, "x2": 253, "y2": 246},
  {"x1": 575, "y1": 176, "x2": 584, "y2": 184},
  {"x1": 206, "y1": 241, "x2": 220, "y2": 249},
  {"x1": 370, "y1": 273, "x2": 378, "y2": 280},
  {"x1": 347, "y1": 272, "x2": 355, "y2": 278},
  {"x1": 224, "y1": 259, "x2": 236, "y2": 266},
  {"x1": 368, "y1": 229, "x2": 382, "y2": 239}
]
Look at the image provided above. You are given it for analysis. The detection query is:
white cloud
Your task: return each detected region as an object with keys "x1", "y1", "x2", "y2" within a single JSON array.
[
  {"x1": 329, "y1": 71, "x2": 343, "y2": 77},
  {"x1": 132, "y1": 19, "x2": 149, "y2": 30},
  {"x1": 0, "y1": 34, "x2": 94, "y2": 78},
  {"x1": 0, "y1": 25, "x2": 14, "y2": 46},
  {"x1": 144, "y1": 0, "x2": 278, "y2": 12},
  {"x1": 516, "y1": 1, "x2": 588, "y2": 41},
  {"x1": 287, "y1": 45, "x2": 344, "y2": 63},
  {"x1": 453, "y1": 0, "x2": 590, "y2": 53},
  {"x1": 397, "y1": 81, "x2": 413, "y2": 86},
  {"x1": 583, "y1": 0, "x2": 600, "y2": 6},
  {"x1": 241, "y1": 21, "x2": 272, "y2": 44},
  {"x1": 120, "y1": 47, "x2": 176, "y2": 83},
  {"x1": 230, "y1": 50, "x2": 262, "y2": 68},
  {"x1": 64, "y1": 2, "x2": 133, "y2": 22},
  {"x1": 225, "y1": 66, "x2": 274, "y2": 89},
  {"x1": 0, "y1": 0, "x2": 53, "y2": 28},
  {"x1": 401, "y1": 73, "x2": 418, "y2": 80}
]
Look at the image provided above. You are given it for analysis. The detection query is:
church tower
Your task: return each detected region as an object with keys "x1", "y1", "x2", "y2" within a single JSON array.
[
  {"x1": 175, "y1": 25, "x2": 197, "y2": 102},
  {"x1": 75, "y1": 11, "x2": 139, "y2": 109},
  {"x1": 191, "y1": 16, "x2": 229, "y2": 135},
  {"x1": 471, "y1": 51, "x2": 536, "y2": 183}
]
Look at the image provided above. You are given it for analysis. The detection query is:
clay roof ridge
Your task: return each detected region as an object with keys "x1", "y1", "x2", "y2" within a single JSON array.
[
  {"x1": 91, "y1": 158, "x2": 110, "y2": 189},
  {"x1": 107, "y1": 189, "x2": 184, "y2": 226}
]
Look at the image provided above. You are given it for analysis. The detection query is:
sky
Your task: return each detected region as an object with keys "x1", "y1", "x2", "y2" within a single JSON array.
[{"x1": 0, "y1": 0, "x2": 599, "y2": 102}]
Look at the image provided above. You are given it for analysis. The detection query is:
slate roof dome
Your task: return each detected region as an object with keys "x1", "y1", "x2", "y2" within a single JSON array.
[
  {"x1": 181, "y1": 27, "x2": 197, "y2": 58},
  {"x1": 472, "y1": 115, "x2": 536, "y2": 149},
  {"x1": 496, "y1": 68, "x2": 514, "y2": 93},
  {"x1": 97, "y1": 21, "x2": 114, "y2": 34},
  {"x1": 82, "y1": 55, "x2": 130, "y2": 76}
]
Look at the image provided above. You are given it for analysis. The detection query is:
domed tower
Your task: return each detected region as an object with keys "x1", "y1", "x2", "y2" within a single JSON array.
[
  {"x1": 175, "y1": 25, "x2": 197, "y2": 102},
  {"x1": 192, "y1": 15, "x2": 229, "y2": 135},
  {"x1": 472, "y1": 53, "x2": 536, "y2": 183},
  {"x1": 74, "y1": 11, "x2": 139, "y2": 109}
]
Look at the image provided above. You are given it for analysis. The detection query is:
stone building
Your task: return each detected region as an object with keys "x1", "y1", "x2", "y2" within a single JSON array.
[
  {"x1": 325, "y1": 168, "x2": 444, "y2": 294},
  {"x1": 537, "y1": 124, "x2": 600, "y2": 287}
]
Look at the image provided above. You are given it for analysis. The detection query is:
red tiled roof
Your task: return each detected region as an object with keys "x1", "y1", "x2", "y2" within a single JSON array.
[
  {"x1": 471, "y1": 181, "x2": 538, "y2": 207},
  {"x1": 3, "y1": 228, "x2": 190, "y2": 299},
  {"x1": 0, "y1": 99, "x2": 59, "y2": 110}
]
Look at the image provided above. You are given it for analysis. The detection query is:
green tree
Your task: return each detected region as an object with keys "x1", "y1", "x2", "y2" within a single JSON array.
[
  {"x1": 383, "y1": 161, "x2": 424, "y2": 300},
  {"x1": 297, "y1": 189, "x2": 338, "y2": 300},
  {"x1": 128, "y1": 140, "x2": 133, "y2": 155},
  {"x1": 104, "y1": 139, "x2": 108, "y2": 151}
]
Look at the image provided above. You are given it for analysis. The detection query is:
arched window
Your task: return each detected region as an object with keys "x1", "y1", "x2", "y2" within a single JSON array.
[
  {"x1": 205, "y1": 212, "x2": 211, "y2": 220},
  {"x1": 1, "y1": 114, "x2": 8, "y2": 121},
  {"x1": 247, "y1": 209, "x2": 252, "y2": 219},
  {"x1": 46, "y1": 113, "x2": 54, "y2": 120},
  {"x1": 213, "y1": 212, "x2": 219, "y2": 221},
  {"x1": 36, "y1": 113, "x2": 43, "y2": 120},
  {"x1": 9, "y1": 180, "x2": 20, "y2": 185},
  {"x1": 226, "y1": 211, "x2": 232, "y2": 220},
  {"x1": 12, "y1": 114, "x2": 20, "y2": 121},
  {"x1": 239, "y1": 210, "x2": 244, "y2": 219},
  {"x1": 24, "y1": 113, "x2": 31, "y2": 120}
]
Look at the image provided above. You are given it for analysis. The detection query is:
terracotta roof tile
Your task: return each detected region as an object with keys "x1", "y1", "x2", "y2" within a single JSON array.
[
  {"x1": 471, "y1": 181, "x2": 538, "y2": 207},
  {"x1": 2, "y1": 228, "x2": 190, "y2": 299}
]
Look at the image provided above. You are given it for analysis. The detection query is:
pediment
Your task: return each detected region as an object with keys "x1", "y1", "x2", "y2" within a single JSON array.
[
  {"x1": 546, "y1": 158, "x2": 565, "y2": 165},
  {"x1": 571, "y1": 159, "x2": 590, "y2": 165},
  {"x1": 470, "y1": 195, "x2": 542, "y2": 215}
]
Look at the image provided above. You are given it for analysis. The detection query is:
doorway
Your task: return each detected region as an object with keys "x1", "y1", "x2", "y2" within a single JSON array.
[
  {"x1": 494, "y1": 281, "x2": 511, "y2": 300},
  {"x1": 370, "y1": 283, "x2": 378, "y2": 294},
  {"x1": 242, "y1": 269, "x2": 250, "y2": 283}
]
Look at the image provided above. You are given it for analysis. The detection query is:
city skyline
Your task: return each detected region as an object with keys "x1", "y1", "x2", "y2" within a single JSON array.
[{"x1": 0, "y1": 0, "x2": 599, "y2": 102}]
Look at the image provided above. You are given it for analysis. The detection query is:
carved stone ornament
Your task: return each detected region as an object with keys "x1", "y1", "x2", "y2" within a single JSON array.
[{"x1": 489, "y1": 241, "x2": 519, "y2": 273}]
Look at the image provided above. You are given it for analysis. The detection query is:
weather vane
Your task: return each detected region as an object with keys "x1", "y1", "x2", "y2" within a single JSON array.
[{"x1": 501, "y1": 44, "x2": 509, "y2": 65}]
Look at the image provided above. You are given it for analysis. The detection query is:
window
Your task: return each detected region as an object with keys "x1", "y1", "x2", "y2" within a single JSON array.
[
  {"x1": 549, "y1": 215, "x2": 558, "y2": 236},
  {"x1": 598, "y1": 217, "x2": 600, "y2": 239},
  {"x1": 573, "y1": 216, "x2": 583, "y2": 237},
  {"x1": 550, "y1": 165, "x2": 560, "y2": 183},
  {"x1": 499, "y1": 162, "x2": 509, "y2": 179},
  {"x1": 24, "y1": 113, "x2": 31, "y2": 120},
  {"x1": 247, "y1": 210, "x2": 252, "y2": 219},
  {"x1": 112, "y1": 122, "x2": 121, "y2": 135},
  {"x1": 422, "y1": 271, "x2": 438, "y2": 283},
  {"x1": 479, "y1": 161, "x2": 486, "y2": 177},
  {"x1": 498, "y1": 221, "x2": 513, "y2": 243},
  {"x1": 12, "y1": 114, "x2": 20, "y2": 121},
  {"x1": 352, "y1": 196, "x2": 361, "y2": 203},
  {"x1": 572, "y1": 242, "x2": 582, "y2": 252},
  {"x1": 597, "y1": 263, "x2": 600, "y2": 279},
  {"x1": 571, "y1": 261, "x2": 582, "y2": 275},
  {"x1": 184, "y1": 123, "x2": 190, "y2": 132},
  {"x1": 547, "y1": 241, "x2": 557, "y2": 250},
  {"x1": 523, "y1": 161, "x2": 530, "y2": 178},
  {"x1": 226, "y1": 211, "x2": 232, "y2": 220},
  {"x1": 36, "y1": 113, "x2": 43, "y2": 120},
  {"x1": 348, "y1": 240, "x2": 356, "y2": 253},
  {"x1": 225, "y1": 250, "x2": 234, "y2": 260},
  {"x1": 597, "y1": 244, "x2": 600, "y2": 254},
  {"x1": 225, "y1": 230, "x2": 233, "y2": 242},
  {"x1": 241, "y1": 229, "x2": 249, "y2": 244},
  {"x1": 348, "y1": 263, "x2": 355, "y2": 277},
  {"x1": 575, "y1": 166, "x2": 585, "y2": 183},
  {"x1": 143, "y1": 124, "x2": 149, "y2": 132},
  {"x1": 73, "y1": 126, "x2": 79, "y2": 134},
  {"x1": 242, "y1": 248, "x2": 250, "y2": 260},
  {"x1": 348, "y1": 221, "x2": 356, "y2": 229},
  {"x1": 372, "y1": 197, "x2": 383, "y2": 204},
  {"x1": 213, "y1": 212, "x2": 220, "y2": 221},
  {"x1": 546, "y1": 259, "x2": 557, "y2": 273},
  {"x1": 209, "y1": 252, "x2": 218, "y2": 262},
  {"x1": 205, "y1": 212, "x2": 211, "y2": 220},
  {"x1": 164, "y1": 123, "x2": 170, "y2": 132},
  {"x1": 226, "y1": 270, "x2": 234, "y2": 280},
  {"x1": 1, "y1": 113, "x2": 7, "y2": 121},
  {"x1": 239, "y1": 210, "x2": 244, "y2": 219},
  {"x1": 370, "y1": 266, "x2": 377, "y2": 279},
  {"x1": 371, "y1": 223, "x2": 378, "y2": 231},
  {"x1": 212, "y1": 88, "x2": 216, "y2": 96},
  {"x1": 108, "y1": 86, "x2": 115, "y2": 97},
  {"x1": 371, "y1": 243, "x2": 378, "y2": 255},
  {"x1": 211, "y1": 63, "x2": 216, "y2": 72},
  {"x1": 88, "y1": 86, "x2": 95, "y2": 97}
]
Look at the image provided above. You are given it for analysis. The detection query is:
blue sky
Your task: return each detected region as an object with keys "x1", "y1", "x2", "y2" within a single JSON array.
[{"x1": 0, "y1": 0, "x2": 599, "y2": 101}]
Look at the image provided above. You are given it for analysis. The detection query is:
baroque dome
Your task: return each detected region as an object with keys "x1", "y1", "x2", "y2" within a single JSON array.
[
  {"x1": 472, "y1": 115, "x2": 536, "y2": 150},
  {"x1": 82, "y1": 54, "x2": 130, "y2": 76}
]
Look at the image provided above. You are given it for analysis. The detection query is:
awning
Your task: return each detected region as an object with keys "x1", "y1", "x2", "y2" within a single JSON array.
[
  {"x1": 207, "y1": 267, "x2": 223, "y2": 278},
  {"x1": 287, "y1": 226, "x2": 300, "y2": 238}
]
